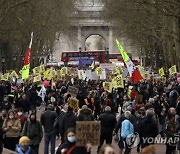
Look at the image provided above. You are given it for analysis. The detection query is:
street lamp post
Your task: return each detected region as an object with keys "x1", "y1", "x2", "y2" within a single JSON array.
[
  {"x1": 79, "y1": 47, "x2": 82, "y2": 67},
  {"x1": 1, "y1": 55, "x2": 5, "y2": 74}
]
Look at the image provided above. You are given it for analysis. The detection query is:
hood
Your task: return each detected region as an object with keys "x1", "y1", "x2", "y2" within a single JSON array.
[{"x1": 80, "y1": 108, "x2": 92, "y2": 115}]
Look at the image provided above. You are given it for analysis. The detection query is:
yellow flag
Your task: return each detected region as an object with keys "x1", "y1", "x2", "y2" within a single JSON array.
[
  {"x1": 61, "y1": 67, "x2": 67, "y2": 75},
  {"x1": 10, "y1": 71, "x2": 19, "y2": 79},
  {"x1": 43, "y1": 68, "x2": 53, "y2": 80},
  {"x1": 159, "y1": 67, "x2": 165, "y2": 76},
  {"x1": 40, "y1": 65, "x2": 45, "y2": 74},
  {"x1": 169, "y1": 65, "x2": 177, "y2": 75},
  {"x1": 112, "y1": 75, "x2": 124, "y2": 88},
  {"x1": 1, "y1": 73, "x2": 9, "y2": 81},
  {"x1": 103, "y1": 82, "x2": 112, "y2": 93},
  {"x1": 95, "y1": 67, "x2": 102, "y2": 76},
  {"x1": 91, "y1": 61, "x2": 95, "y2": 69},
  {"x1": 33, "y1": 66, "x2": 40, "y2": 75},
  {"x1": 33, "y1": 74, "x2": 41, "y2": 83}
]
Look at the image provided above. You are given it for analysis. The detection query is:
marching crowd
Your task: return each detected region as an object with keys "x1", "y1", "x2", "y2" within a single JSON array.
[{"x1": 0, "y1": 75, "x2": 180, "y2": 154}]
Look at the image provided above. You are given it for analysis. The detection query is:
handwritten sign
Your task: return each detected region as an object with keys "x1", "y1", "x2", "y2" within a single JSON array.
[
  {"x1": 67, "y1": 86, "x2": 79, "y2": 97},
  {"x1": 69, "y1": 97, "x2": 79, "y2": 109},
  {"x1": 76, "y1": 121, "x2": 100, "y2": 146}
]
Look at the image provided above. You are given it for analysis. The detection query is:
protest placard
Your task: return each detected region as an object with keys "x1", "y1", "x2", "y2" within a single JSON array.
[
  {"x1": 69, "y1": 97, "x2": 79, "y2": 110},
  {"x1": 67, "y1": 86, "x2": 79, "y2": 97},
  {"x1": 76, "y1": 121, "x2": 100, "y2": 146},
  {"x1": 135, "y1": 94, "x2": 143, "y2": 104}
]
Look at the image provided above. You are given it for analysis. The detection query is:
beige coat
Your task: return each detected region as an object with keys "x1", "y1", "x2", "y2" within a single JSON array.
[{"x1": 2, "y1": 118, "x2": 21, "y2": 137}]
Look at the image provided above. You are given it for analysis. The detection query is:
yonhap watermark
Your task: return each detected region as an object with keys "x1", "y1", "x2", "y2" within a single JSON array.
[
  {"x1": 125, "y1": 132, "x2": 180, "y2": 149},
  {"x1": 142, "y1": 136, "x2": 180, "y2": 145}
]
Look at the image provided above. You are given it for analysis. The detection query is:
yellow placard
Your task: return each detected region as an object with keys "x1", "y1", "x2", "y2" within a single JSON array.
[
  {"x1": 61, "y1": 67, "x2": 67, "y2": 75},
  {"x1": 33, "y1": 66, "x2": 40, "y2": 75},
  {"x1": 95, "y1": 67, "x2": 102, "y2": 76},
  {"x1": 43, "y1": 68, "x2": 53, "y2": 80},
  {"x1": 69, "y1": 97, "x2": 79, "y2": 110},
  {"x1": 33, "y1": 74, "x2": 41, "y2": 83},
  {"x1": 112, "y1": 74, "x2": 124, "y2": 88},
  {"x1": 169, "y1": 65, "x2": 177, "y2": 75},
  {"x1": 1, "y1": 73, "x2": 9, "y2": 81},
  {"x1": 103, "y1": 82, "x2": 112, "y2": 93},
  {"x1": 40, "y1": 65, "x2": 45, "y2": 73},
  {"x1": 159, "y1": 67, "x2": 165, "y2": 76},
  {"x1": 10, "y1": 71, "x2": 19, "y2": 79}
]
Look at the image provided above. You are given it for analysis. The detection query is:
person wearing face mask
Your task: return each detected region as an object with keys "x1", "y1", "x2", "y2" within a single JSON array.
[
  {"x1": 16, "y1": 109, "x2": 26, "y2": 133},
  {"x1": 2, "y1": 110, "x2": 21, "y2": 151},
  {"x1": 16, "y1": 136, "x2": 34, "y2": 154},
  {"x1": 56, "y1": 128, "x2": 91, "y2": 154},
  {"x1": 22, "y1": 113, "x2": 43, "y2": 154}
]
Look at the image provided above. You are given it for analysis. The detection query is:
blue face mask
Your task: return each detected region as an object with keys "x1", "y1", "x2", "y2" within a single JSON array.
[{"x1": 68, "y1": 136, "x2": 76, "y2": 143}]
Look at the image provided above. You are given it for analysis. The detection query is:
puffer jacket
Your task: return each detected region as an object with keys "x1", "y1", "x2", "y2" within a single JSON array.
[
  {"x1": 77, "y1": 108, "x2": 94, "y2": 121},
  {"x1": 3, "y1": 118, "x2": 21, "y2": 137}
]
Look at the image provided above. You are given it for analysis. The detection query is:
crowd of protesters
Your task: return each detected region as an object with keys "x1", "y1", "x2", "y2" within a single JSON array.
[{"x1": 0, "y1": 74, "x2": 180, "y2": 154}]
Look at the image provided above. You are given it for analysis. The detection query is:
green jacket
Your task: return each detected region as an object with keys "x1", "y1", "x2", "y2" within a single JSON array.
[{"x1": 22, "y1": 120, "x2": 43, "y2": 145}]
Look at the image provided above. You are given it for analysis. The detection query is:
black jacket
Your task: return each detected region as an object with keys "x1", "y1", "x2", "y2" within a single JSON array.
[
  {"x1": 56, "y1": 141, "x2": 90, "y2": 154},
  {"x1": 16, "y1": 99, "x2": 30, "y2": 112},
  {"x1": 61, "y1": 111, "x2": 77, "y2": 134},
  {"x1": 0, "y1": 117, "x2": 4, "y2": 139},
  {"x1": 40, "y1": 109, "x2": 57, "y2": 133},
  {"x1": 139, "y1": 117, "x2": 158, "y2": 138},
  {"x1": 98, "y1": 111, "x2": 117, "y2": 134}
]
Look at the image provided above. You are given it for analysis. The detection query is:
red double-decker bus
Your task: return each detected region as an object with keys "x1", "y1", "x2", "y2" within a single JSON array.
[
  {"x1": 109, "y1": 53, "x2": 139, "y2": 65},
  {"x1": 61, "y1": 50, "x2": 106, "y2": 63}
]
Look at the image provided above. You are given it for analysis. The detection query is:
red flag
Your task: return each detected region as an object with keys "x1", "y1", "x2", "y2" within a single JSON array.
[
  {"x1": 24, "y1": 32, "x2": 33, "y2": 66},
  {"x1": 130, "y1": 69, "x2": 143, "y2": 83}
]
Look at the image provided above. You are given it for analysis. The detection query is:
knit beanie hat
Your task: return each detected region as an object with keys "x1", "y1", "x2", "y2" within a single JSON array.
[{"x1": 19, "y1": 136, "x2": 30, "y2": 144}]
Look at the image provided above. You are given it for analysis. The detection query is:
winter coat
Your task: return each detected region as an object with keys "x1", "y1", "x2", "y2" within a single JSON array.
[
  {"x1": 22, "y1": 120, "x2": 43, "y2": 145},
  {"x1": 121, "y1": 119, "x2": 134, "y2": 138},
  {"x1": 2, "y1": 118, "x2": 21, "y2": 137},
  {"x1": 61, "y1": 111, "x2": 77, "y2": 134},
  {"x1": 40, "y1": 109, "x2": 57, "y2": 134},
  {"x1": 77, "y1": 108, "x2": 94, "y2": 121},
  {"x1": 16, "y1": 99, "x2": 30, "y2": 113},
  {"x1": 139, "y1": 117, "x2": 158, "y2": 138},
  {"x1": 98, "y1": 111, "x2": 117, "y2": 134},
  {"x1": 56, "y1": 141, "x2": 90, "y2": 154},
  {"x1": 0, "y1": 117, "x2": 4, "y2": 139},
  {"x1": 15, "y1": 144, "x2": 34, "y2": 154}
]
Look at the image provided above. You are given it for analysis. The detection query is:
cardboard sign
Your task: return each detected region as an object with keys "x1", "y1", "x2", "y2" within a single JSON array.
[
  {"x1": 135, "y1": 94, "x2": 143, "y2": 104},
  {"x1": 68, "y1": 86, "x2": 79, "y2": 97},
  {"x1": 69, "y1": 97, "x2": 79, "y2": 109},
  {"x1": 76, "y1": 121, "x2": 100, "y2": 146}
]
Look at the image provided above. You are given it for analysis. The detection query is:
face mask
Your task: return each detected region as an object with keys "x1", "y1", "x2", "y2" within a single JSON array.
[
  {"x1": 67, "y1": 136, "x2": 76, "y2": 143},
  {"x1": 9, "y1": 115, "x2": 14, "y2": 119},
  {"x1": 18, "y1": 112, "x2": 23, "y2": 116}
]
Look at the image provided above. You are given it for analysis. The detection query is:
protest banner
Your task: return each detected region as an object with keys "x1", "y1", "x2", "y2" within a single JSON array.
[
  {"x1": 100, "y1": 63, "x2": 115, "y2": 71},
  {"x1": 169, "y1": 65, "x2": 177, "y2": 75},
  {"x1": 61, "y1": 67, "x2": 68, "y2": 75},
  {"x1": 69, "y1": 97, "x2": 79, "y2": 110},
  {"x1": 103, "y1": 82, "x2": 112, "y2": 93},
  {"x1": 33, "y1": 66, "x2": 40, "y2": 75},
  {"x1": 76, "y1": 121, "x2": 100, "y2": 146},
  {"x1": 158, "y1": 67, "x2": 165, "y2": 76},
  {"x1": 68, "y1": 86, "x2": 79, "y2": 97}
]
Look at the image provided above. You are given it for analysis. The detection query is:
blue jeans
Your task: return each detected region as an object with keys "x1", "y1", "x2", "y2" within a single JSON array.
[{"x1": 44, "y1": 132, "x2": 56, "y2": 154}]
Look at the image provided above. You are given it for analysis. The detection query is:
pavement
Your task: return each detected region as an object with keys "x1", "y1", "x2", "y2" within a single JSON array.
[{"x1": 36, "y1": 107, "x2": 167, "y2": 154}]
